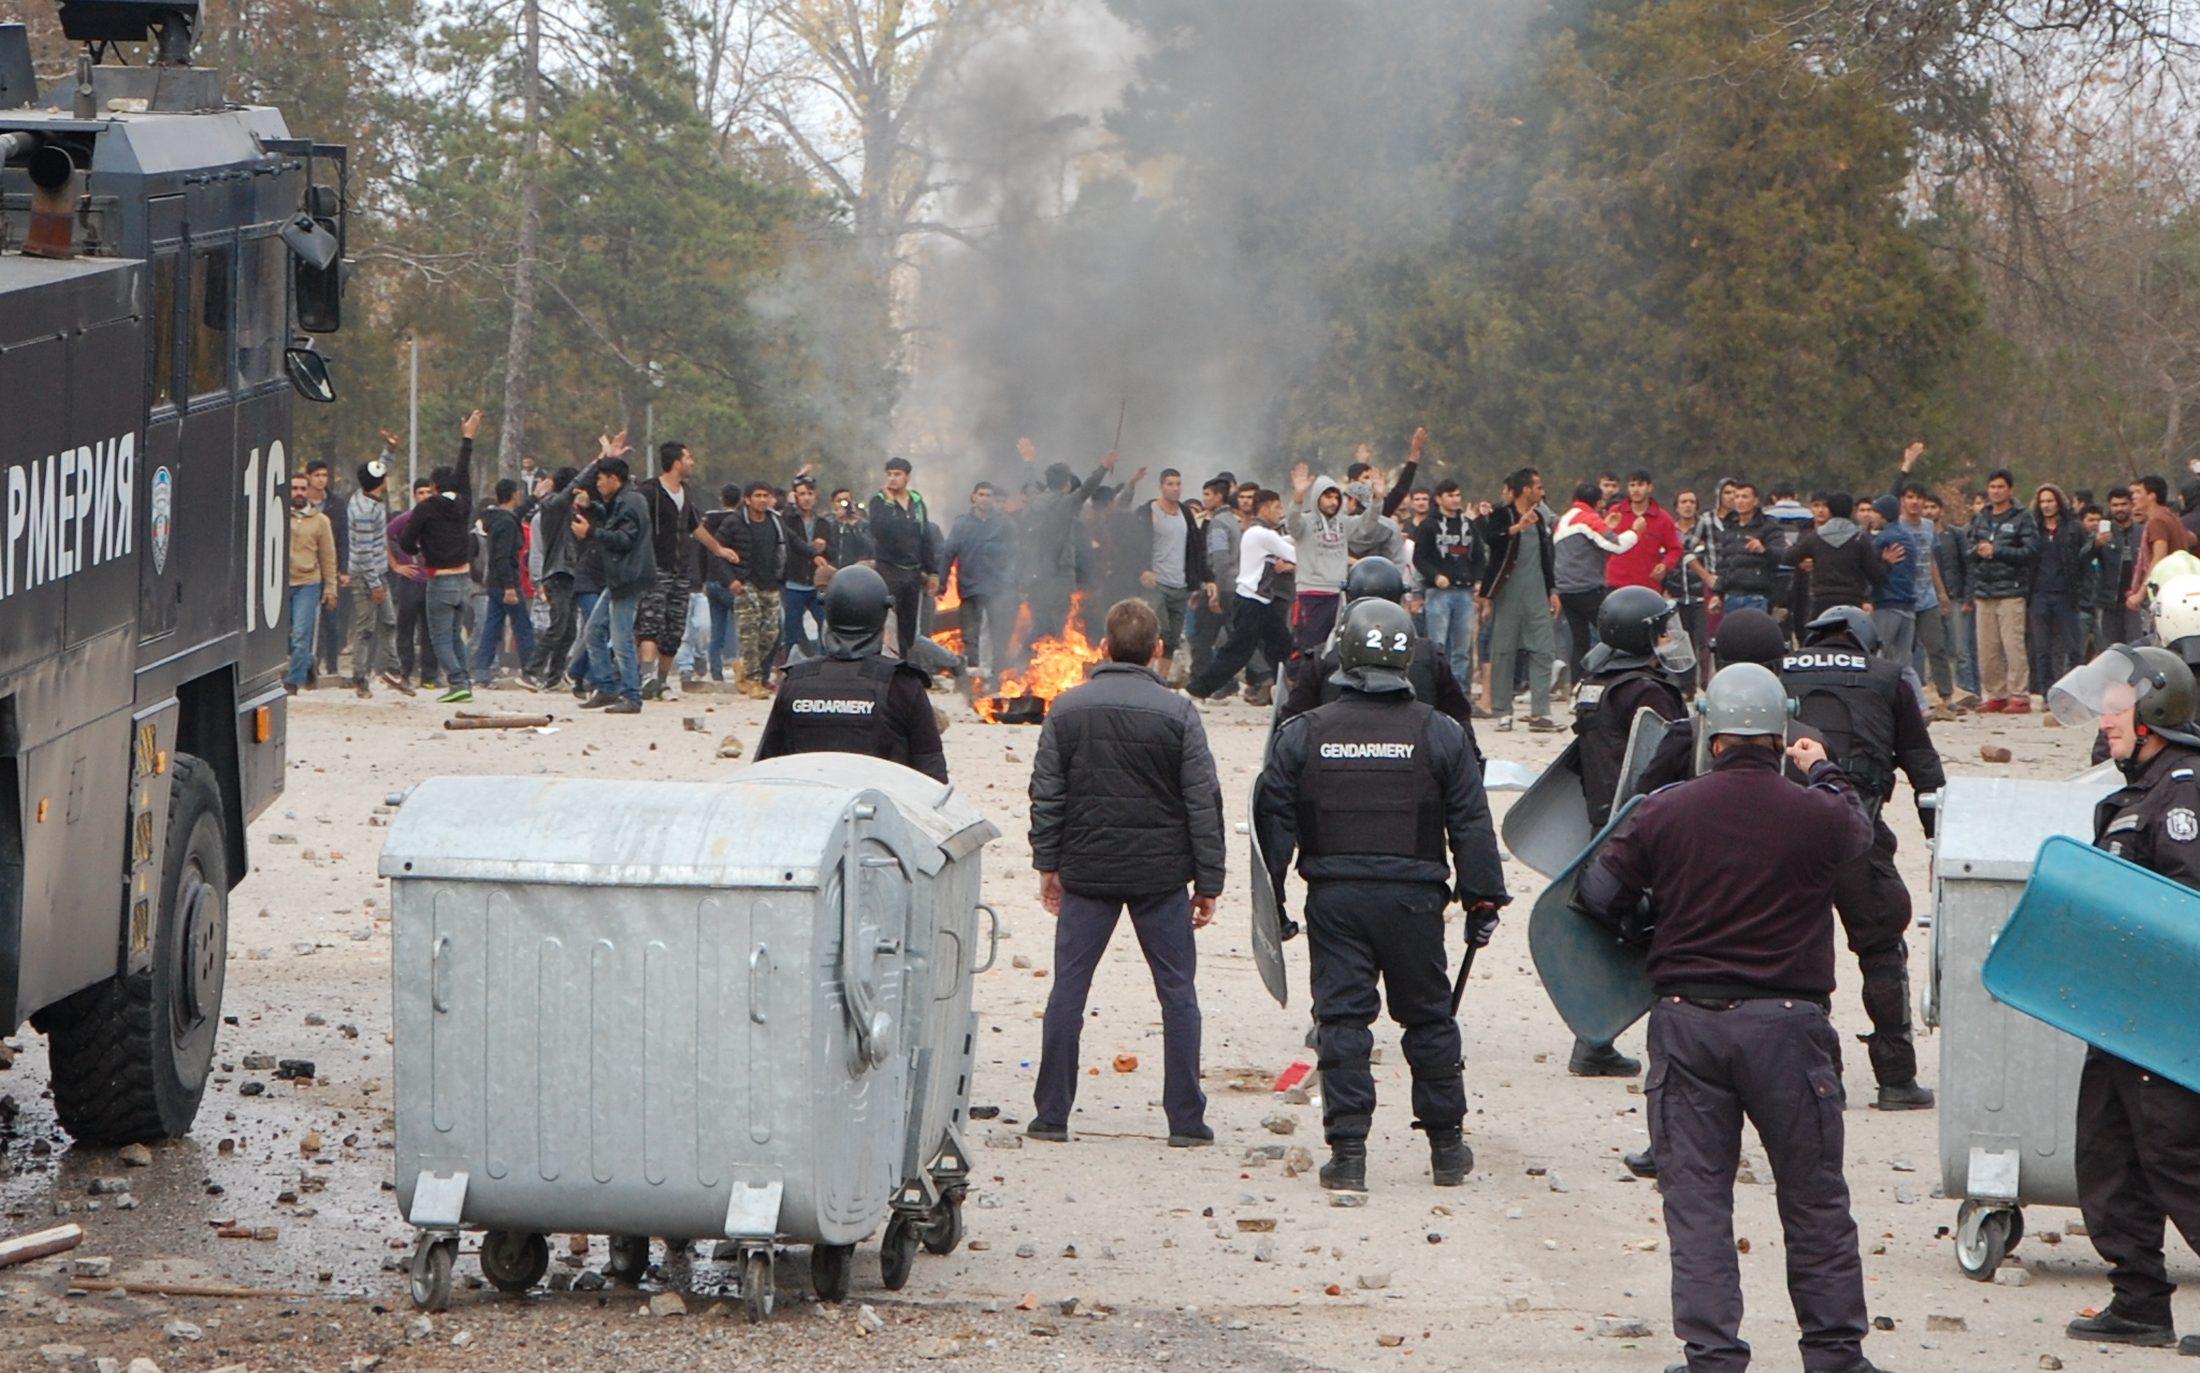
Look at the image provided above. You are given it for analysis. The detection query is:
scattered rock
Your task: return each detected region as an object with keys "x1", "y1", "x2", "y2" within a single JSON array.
[
  {"x1": 1015, "y1": 1243, "x2": 1037, "y2": 1259},
  {"x1": 37, "y1": 1346, "x2": 86, "y2": 1368},
  {"x1": 647, "y1": 1292, "x2": 687, "y2": 1317},
  {"x1": 683, "y1": 716, "x2": 707, "y2": 732},
  {"x1": 1282, "y1": 1146, "x2": 1314, "y2": 1177},
  {"x1": 406, "y1": 1314, "x2": 434, "y2": 1339},
  {"x1": 1993, "y1": 1267, "x2": 2032, "y2": 1287},
  {"x1": 1595, "y1": 1316, "x2": 1654, "y2": 1339},
  {"x1": 301, "y1": 1131, "x2": 324, "y2": 1155},
  {"x1": 163, "y1": 1320, "x2": 203, "y2": 1342},
  {"x1": 1244, "y1": 1144, "x2": 1285, "y2": 1162},
  {"x1": 1547, "y1": 1174, "x2": 1569, "y2": 1194},
  {"x1": 241, "y1": 1053, "x2": 277, "y2": 1071},
  {"x1": 2039, "y1": 1356, "x2": 2064, "y2": 1371},
  {"x1": 1980, "y1": 745, "x2": 2013, "y2": 764},
  {"x1": 117, "y1": 1143, "x2": 153, "y2": 1168},
  {"x1": 572, "y1": 1271, "x2": 606, "y2": 1291},
  {"x1": 71, "y1": 1257, "x2": 112, "y2": 1277},
  {"x1": 1925, "y1": 1314, "x2": 1967, "y2": 1332},
  {"x1": 1330, "y1": 1191, "x2": 1368, "y2": 1209},
  {"x1": 1872, "y1": 1315, "x2": 1895, "y2": 1331},
  {"x1": 1236, "y1": 1218, "x2": 1277, "y2": 1233},
  {"x1": 1376, "y1": 1334, "x2": 1405, "y2": 1348},
  {"x1": 1281, "y1": 1084, "x2": 1311, "y2": 1105},
  {"x1": 1260, "y1": 1112, "x2": 1298, "y2": 1136},
  {"x1": 1893, "y1": 1185, "x2": 1916, "y2": 1205},
  {"x1": 1890, "y1": 1158, "x2": 1916, "y2": 1173},
  {"x1": 87, "y1": 1178, "x2": 129, "y2": 1196},
  {"x1": 277, "y1": 1059, "x2": 316, "y2": 1080},
  {"x1": 125, "y1": 1361, "x2": 163, "y2": 1373},
  {"x1": 985, "y1": 1131, "x2": 1023, "y2": 1150},
  {"x1": 1356, "y1": 1270, "x2": 1391, "y2": 1290},
  {"x1": 1010, "y1": 955, "x2": 1033, "y2": 970},
  {"x1": 1111, "y1": 1053, "x2": 1138, "y2": 1073},
  {"x1": 856, "y1": 1303, "x2": 885, "y2": 1333}
]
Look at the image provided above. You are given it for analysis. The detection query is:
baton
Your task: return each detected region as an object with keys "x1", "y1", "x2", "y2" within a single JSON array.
[{"x1": 1449, "y1": 943, "x2": 1480, "y2": 1016}]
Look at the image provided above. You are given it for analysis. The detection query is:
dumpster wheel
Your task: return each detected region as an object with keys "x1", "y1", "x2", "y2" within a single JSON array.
[
  {"x1": 605, "y1": 1234, "x2": 650, "y2": 1283},
  {"x1": 811, "y1": 1243, "x2": 853, "y2": 1303},
  {"x1": 920, "y1": 1194, "x2": 964, "y2": 1256},
  {"x1": 744, "y1": 1250, "x2": 776, "y2": 1321},
  {"x1": 880, "y1": 1212, "x2": 919, "y2": 1291},
  {"x1": 481, "y1": 1229, "x2": 549, "y2": 1294},
  {"x1": 409, "y1": 1235, "x2": 456, "y2": 1311},
  {"x1": 1955, "y1": 1201, "x2": 2017, "y2": 1281}
]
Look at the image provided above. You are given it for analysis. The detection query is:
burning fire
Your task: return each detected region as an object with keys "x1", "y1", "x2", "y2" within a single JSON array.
[
  {"x1": 929, "y1": 582, "x2": 964, "y2": 657},
  {"x1": 950, "y1": 593, "x2": 1105, "y2": 723}
]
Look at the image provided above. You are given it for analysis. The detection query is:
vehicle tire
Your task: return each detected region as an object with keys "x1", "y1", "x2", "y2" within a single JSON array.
[
  {"x1": 480, "y1": 1230, "x2": 549, "y2": 1293},
  {"x1": 744, "y1": 1251, "x2": 775, "y2": 1322},
  {"x1": 811, "y1": 1243, "x2": 853, "y2": 1303},
  {"x1": 879, "y1": 1213, "x2": 919, "y2": 1291},
  {"x1": 920, "y1": 1195, "x2": 963, "y2": 1256},
  {"x1": 42, "y1": 753, "x2": 228, "y2": 1145},
  {"x1": 605, "y1": 1234, "x2": 650, "y2": 1283},
  {"x1": 411, "y1": 1237, "x2": 455, "y2": 1311},
  {"x1": 1954, "y1": 1201, "x2": 2012, "y2": 1281}
]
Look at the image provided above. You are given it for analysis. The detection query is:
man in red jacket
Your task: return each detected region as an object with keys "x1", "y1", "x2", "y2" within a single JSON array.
[{"x1": 1604, "y1": 469, "x2": 1685, "y2": 594}]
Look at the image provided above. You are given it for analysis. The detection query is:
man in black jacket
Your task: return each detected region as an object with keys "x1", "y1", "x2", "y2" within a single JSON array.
[
  {"x1": 866, "y1": 456, "x2": 942, "y2": 656},
  {"x1": 724, "y1": 481, "x2": 787, "y2": 696},
  {"x1": 1968, "y1": 468, "x2": 2039, "y2": 712},
  {"x1": 522, "y1": 465, "x2": 582, "y2": 692},
  {"x1": 1256, "y1": 598, "x2": 1507, "y2": 1191},
  {"x1": 574, "y1": 456, "x2": 654, "y2": 714},
  {"x1": 470, "y1": 478, "x2": 535, "y2": 681},
  {"x1": 1028, "y1": 597, "x2": 1225, "y2": 1148},
  {"x1": 1711, "y1": 481, "x2": 1780, "y2": 620},
  {"x1": 1414, "y1": 479, "x2": 1485, "y2": 693},
  {"x1": 397, "y1": 410, "x2": 484, "y2": 702}
]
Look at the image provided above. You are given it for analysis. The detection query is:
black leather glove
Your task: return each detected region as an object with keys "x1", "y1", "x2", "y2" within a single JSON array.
[
  {"x1": 1465, "y1": 902, "x2": 1501, "y2": 948},
  {"x1": 1917, "y1": 804, "x2": 1936, "y2": 841}
]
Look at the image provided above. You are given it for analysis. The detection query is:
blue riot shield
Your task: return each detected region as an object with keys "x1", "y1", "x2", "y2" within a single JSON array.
[
  {"x1": 1983, "y1": 835, "x2": 2200, "y2": 1094},
  {"x1": 1528, "y1": 794, "x2": 1655, "y2": 1046}
]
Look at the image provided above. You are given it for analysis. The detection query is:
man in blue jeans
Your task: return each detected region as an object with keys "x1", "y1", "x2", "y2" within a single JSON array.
[
  {"x1": 285, "y1": 471, "x2": 338, "y2": 693},
  {"x1": 471, "y1": 478, "x2": 536, "y2": 681},
  {"x1": 573, "y1": 456, "x2": 654, "y2": 714},
  {"x1": 1413, "y1": 479, "x2": 1486, "y2": 693},
  {"x1": 1028, "y1": 598, "x2": 1225, "y2": 1147}
]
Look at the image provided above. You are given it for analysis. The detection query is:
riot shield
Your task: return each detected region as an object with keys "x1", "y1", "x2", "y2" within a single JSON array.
[
  {"x1": 1248, "y1": 773, "x2": 1290, "y2": 1007},
  {"x1": 1500, "y1": 739, "x2": 1592, "y2": 880},
  {"x1": 1528, "y1": 793, "x2": 1655, "y2": 1045},
  {"x1": 1614, "y1": 707, "x2": 1671, "y2": 812},
  {"x1": 1984, "y1": 835, "x2": 2200, "y2": 1093}
]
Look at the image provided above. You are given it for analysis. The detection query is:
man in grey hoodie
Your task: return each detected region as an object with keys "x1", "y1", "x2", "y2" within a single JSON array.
[
  {"x1": 1344, "y1": 480, "x2": 1407, "y2": 565},
  {"x1": 1289, "y1": 467, "x2": 1351, "y2": 654}
]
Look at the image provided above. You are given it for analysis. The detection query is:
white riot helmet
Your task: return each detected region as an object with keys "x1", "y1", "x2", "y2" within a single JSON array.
[{"x1": 2156, "y1": 574, "x2": 2200, "y2": 667}]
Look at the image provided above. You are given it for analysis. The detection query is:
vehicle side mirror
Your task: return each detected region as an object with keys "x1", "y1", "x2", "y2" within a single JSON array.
[{"x1": 285, "y1": 346, "x2": 335, "y2": 403}]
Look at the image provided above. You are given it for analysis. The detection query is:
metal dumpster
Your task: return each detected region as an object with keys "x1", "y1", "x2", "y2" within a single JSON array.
[
  {"x1": 381, "y1": 762, "x2": 998, "y2": 1316},
  {"x1": 1925, "y1": 768, "x2": 2114, "y2": 1279}
]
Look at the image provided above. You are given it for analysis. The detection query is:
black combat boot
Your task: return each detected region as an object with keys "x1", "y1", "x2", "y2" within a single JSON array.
[
  {"x1": 1319, "y1": 1140, "x2": 1367, "y2": 1192},
  {"x1": 1874, "y1": 1081, "x2": 1935, "y2": 1110},
  {"x1": 2067, "y1": 1310, "x2": 2175, "y2": 1346},
  {"x1": 1567, "y1": 1037, "x2": 1641, "y2": 1077},
  {"x1": 1427, "y1": 1128, "x2": 1473, "y2": 1186},
  {"x1": 1623, "y1": 1148, "x2": 1658, "y2": 1179}
]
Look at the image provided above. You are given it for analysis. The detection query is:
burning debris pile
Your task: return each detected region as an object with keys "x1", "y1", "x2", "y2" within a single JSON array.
[{"x1": 932, "y1": 593, "x2": 1104, "y2": 723}]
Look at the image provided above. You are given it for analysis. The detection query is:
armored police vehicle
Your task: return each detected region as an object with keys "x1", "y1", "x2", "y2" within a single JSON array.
[{"x1": 0, "y1": 0, "x2": 346, "y2": 1143}]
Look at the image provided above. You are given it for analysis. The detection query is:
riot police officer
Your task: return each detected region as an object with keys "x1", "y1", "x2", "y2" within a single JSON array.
[
  {"x1": 1565, "y1": 584, "x2": 1690, "y2": 1079},
  {"x1": 1777, "y1": 606, "x2": 1943, "y2": 1110},
  {"x1": 1577, "y1": 663, "x2": 1886, "y2": 1373},
  {"x1": 1253, "y1": 599, "x2": 1507, "y2": 1191},
  {"x1": 1278, "y1": 556, "x2": 1480, "y2": 748},
  {"x1": 2048, "y1": 645, "x2": 2200, "y2": 1354},
  {"x1": 754, "y1": 565, "x2": 948, "y2": 782}
]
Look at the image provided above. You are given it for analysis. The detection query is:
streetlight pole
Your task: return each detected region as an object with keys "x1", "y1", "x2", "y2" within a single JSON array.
[{"x1": 407, "y1": 333, "x2": 419, "y2": 488}]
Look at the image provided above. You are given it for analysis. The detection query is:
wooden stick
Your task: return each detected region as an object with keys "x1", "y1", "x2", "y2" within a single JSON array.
[
  {"x1": 0, "y1": 1223, "x2": 83, "y2": 1269},
  {"x1": 72, "y1": 1277, "x2": 315, "y2": 1300},
  {"x1": 443, "y1": 715, "x2": 554, "y2": 730}
]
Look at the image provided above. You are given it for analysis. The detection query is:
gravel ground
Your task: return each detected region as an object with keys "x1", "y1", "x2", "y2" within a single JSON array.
[{"x1": 0, "y1": 680, "x2": 2189, "y2": 1372}]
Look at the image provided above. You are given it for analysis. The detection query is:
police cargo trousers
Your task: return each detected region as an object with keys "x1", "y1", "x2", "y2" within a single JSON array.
[
  {"x1": 2075, "y1": 1046, "x2": 2200, "y2": 1329},
  {"x1": 1830, "y1": 814, "x2": 1918, "y2": 1089},
  {"x1": 1304, "y1": 880, "x2": 1463, "y2": 1144},
  {"x1": 1646, "y1": 997, "x2": 1867, "y2": 1373},
  {"x1": 345, "y1": 585, "x2": 397, "y2": 684},
  {"x1": 1033, "y1": 888, "x2": 1207, "y2": 1136}
]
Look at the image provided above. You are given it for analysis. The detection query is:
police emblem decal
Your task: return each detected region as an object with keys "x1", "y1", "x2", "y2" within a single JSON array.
[
  {"x1": 150, "y1": 466, "x2": 174, "y2": 575},
  {"x1": 2168, "y1": 807, "x2": 2198, "y2": 843}
]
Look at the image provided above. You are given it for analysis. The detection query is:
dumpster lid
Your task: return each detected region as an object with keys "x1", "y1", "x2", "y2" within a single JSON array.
[
  {"x1": 1932, "y1": 773, "x2": 2113, "y2": 883},
  {"x1": 739, "y1": 754, "x2": 1000, "y2": 869}
]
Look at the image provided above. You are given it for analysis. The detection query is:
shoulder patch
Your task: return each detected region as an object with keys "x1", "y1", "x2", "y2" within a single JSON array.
[
  {"x1": 2175, "y1": 769, "x2": 2196, "y2": 781},
  {"x1": 2167, "y1": 808, "x2": 2199, "y2": 843}
]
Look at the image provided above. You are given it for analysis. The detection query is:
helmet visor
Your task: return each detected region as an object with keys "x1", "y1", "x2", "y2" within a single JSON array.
[
  {"x1": 2047, "y1": 646, "x2": 2143, "y2": 731},
  {"x1": 1655, "y1": 625, "x2": 1697, "y2": 679}
]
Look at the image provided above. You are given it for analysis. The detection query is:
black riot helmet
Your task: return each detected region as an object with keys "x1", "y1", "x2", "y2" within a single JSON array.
[
  {"x1": 1803, "y1": 604, "x2": 1878, "y2": 654},
  {"x1": 819, "y1": 564, "x2": 891, "y2": 661},
  {"x1": 1343, "y1": 555, "x2": 1406, "y2": 605},
  {"x1": 1333, "y1": 597, "x2": 1416, "y2": 695},
  {"x1": 1594, "y1": 585, "x2": 1675, "y2": 658},
  {"x1": 1710, "y1": 607, "x2": 1784, "y2": 667}
]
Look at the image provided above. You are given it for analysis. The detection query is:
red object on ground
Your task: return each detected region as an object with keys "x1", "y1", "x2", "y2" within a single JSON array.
[{"x1": 1272, "y1": 1061, "x2": 1312, "y2": 1095}]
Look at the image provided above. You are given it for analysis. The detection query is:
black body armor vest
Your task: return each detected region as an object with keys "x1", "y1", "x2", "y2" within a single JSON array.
[
  {"x1": 776, "y1": 655, "x2": 903, "y2": 762},
  {"x1": 1296, "y1": 694, "x2": 1445, "y2": 862}
]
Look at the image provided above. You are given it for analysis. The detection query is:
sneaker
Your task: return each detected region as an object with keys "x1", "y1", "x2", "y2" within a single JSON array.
[
  {"x1": 1951, "y1": 691, "x2": 1983, "y2": 710},
  {"x1": 1469, "y1": 704, "x2": 1495, "y2": 720},
  {"x1": 353, "y1": 680, "x2": 372, "y2": 700},
  {"x1": 2066, "y1": 1310, "x2": 2175, "y2": 1347},
  {"x1": 641, "y1": 677, "x2": 665, "y2": 701},
  {"x1": 1167, "y1": 1126, "x2": 1214, "y2": 1149},
  {"x1": 1494, "y1": 717, "x2": 1513, "y2": 732},
  {"x1": 439, "y1": 688, "x2": 473, "y2": 705},
  {"x1": 517, "y1": 672, "x2": 545, "y2": 693},
  {"x1": 573, "y1": 681, "x2": 592, "y2": 702},
  {"x1": 1977, "y1": 697, "x2": 2006, "y2": 713},
  {"x1": 284, "y1": 681, "x2": 299, "y2": 696},
  {"x1": 1319, "y1": 1141, "x2": 1368, "y2": 1192},
  {"x1": 1874, "y1": 1081, "x2": 1936, "y2": 1110},
  {"x1": 580, "y1": 691, "x2": 620, "y2": 710},
  {"x1": 604, "y1": 698, "x2": 642, "y2": 715},
  {"x1": 1025, "y1": 1121, "x2": 1069, "y2": 1144},
  {"x1": 2178, "y1": 1334, "x2": 2200, "y2": 1356},
  {"x1": 662, "y1": 674, "x2": 683, "y2": 702},
  {"x1": 1926, "y1": 705, "x2": 1956, "y2": 725},
  {"x1": 1526, "y1": 716, "x2": 1563, "y2": 733},
  {"x1": 2005, "y1": 696, "x2": 2032, "y2": 714}
]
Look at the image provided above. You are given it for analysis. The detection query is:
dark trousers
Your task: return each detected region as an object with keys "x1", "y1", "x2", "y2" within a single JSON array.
[
  {"x1": 1305, "y1": 879, "x2": 1461, "y2": 1143},
  {"x1": 1033, "y1": 887, "x2": 1206, "y2": 1135},
  {"x1": 2028, "y1": 588, "x2": 2083, "y2": 700},
  {"x1": 1829, "y1": 811, "x2": 1915, "y2": 1087},
  {"x1": 316, "y1": 583, "x2": 351, "y2": 676},
  {"x1": 880, "y1": 563, "x2": 926, "y2": 656},
  {"x1": 393, "y1": 576, "x2": 434, "y2": 682},
  {"x1": 1647, "y1": 998, "x2": 1867, "y2": 1373},
  {"x1": 2076, "y1": 1047, "x2": 2200, "y2": 1327},
  {"x1": 2099, "y1": 604, "x2": 2139, "y2": 650},
  {"x1": 1189, "y1": 594, "x2": 1293, "y2": 698},
  {"x1": 1188, "y1": 594, "x2": 1226, "y2": 685},
  {"x1": 1559, "y1": 588, "x2": 1605, "y2": 682},
  {"x1": 1291, "y1": 591, "x2": 1341, "y2": 657},
  {"x1": 527, "y1": 575, "x2": 578, "y2": 683}
]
